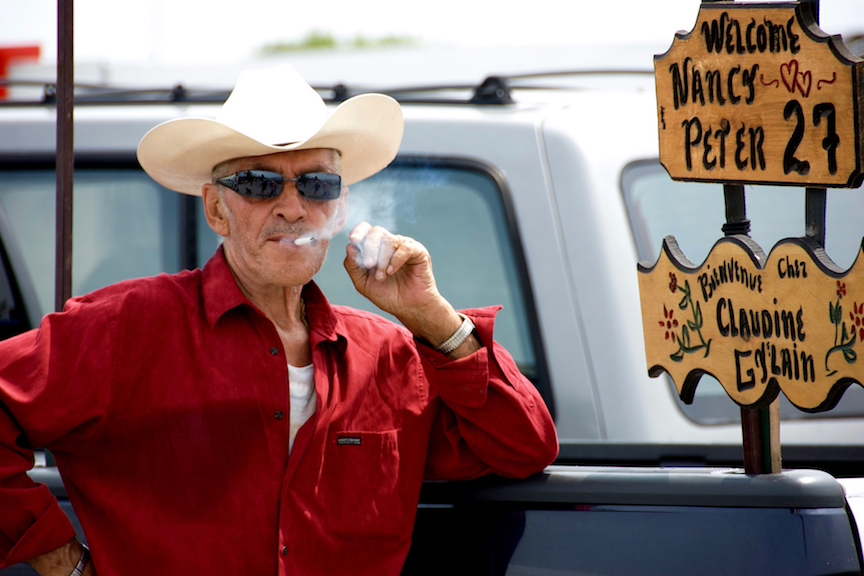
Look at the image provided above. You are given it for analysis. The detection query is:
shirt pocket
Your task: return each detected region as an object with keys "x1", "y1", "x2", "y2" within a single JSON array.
[{"x1": 325, "y1": 429, "x2": 404, "y2": 540}]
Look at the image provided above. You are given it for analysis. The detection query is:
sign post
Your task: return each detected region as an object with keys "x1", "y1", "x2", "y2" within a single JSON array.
[
  {"x1": 56, "y1": 0, "x2": 74, "y2": 313},
  {"x1": 642, "y1": 1, "x2": 863, "y2": 474}
]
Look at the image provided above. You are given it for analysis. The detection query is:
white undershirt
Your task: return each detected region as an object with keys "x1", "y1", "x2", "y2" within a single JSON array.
[{"x1": 288, "y1": 363, "x2": 316, "y2": 454}]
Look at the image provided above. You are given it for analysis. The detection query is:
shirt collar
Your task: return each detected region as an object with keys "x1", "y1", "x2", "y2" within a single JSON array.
[
  {"x1": 201, "y1": 247, "x2": 345, "y2": 346},
  {"x1": 301, "y1": 281, "x2": 343, "y2": 345},
  {"x1": 202, "y1": 246, "x2": 250, "y2": 328}
]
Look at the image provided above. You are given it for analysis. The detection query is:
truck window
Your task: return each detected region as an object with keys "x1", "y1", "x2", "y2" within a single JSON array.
[
  {"x1": 0, "y1": 160, "x2": 542, "y2": 387},
  {"x1": 0, "y1": 167, "x2": 183, "y2": 319},
  {"x1": 621, "y1": 161, "x2": 864, "y2": 424},
  {"x1": 197, "y1": 157, "x2": 543, "y2": 384},
  {"x1": 0, "y1": 238, "x2": 29, "y2": 341}
]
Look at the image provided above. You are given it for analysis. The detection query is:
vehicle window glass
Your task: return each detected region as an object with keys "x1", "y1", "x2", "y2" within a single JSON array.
[
  {"x1": 197, "y1": 160, "x2": 537, "y2": 378},
  {"x1": 622, "y1": 161, "x2": 864, "y2": 424},
  {"x1": 0, "y1": 169, "x2": 181, "y2": 318},
  {"x1": 0, "y1": 240, "x2": 28, "y2": 340}
]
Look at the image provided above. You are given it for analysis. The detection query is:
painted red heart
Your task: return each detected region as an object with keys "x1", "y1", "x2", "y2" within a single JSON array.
[
  {"x1": 795, "y1": 70, "x2": 812, "y2": 97},
  {"x1": 780, "y1": 60, "x2": 798, "y2": 93}
]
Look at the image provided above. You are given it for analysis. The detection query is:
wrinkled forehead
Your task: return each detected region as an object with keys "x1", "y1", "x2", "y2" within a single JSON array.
[{"x1": 212, "y1": 148, "x2": 342, "y2": 179}]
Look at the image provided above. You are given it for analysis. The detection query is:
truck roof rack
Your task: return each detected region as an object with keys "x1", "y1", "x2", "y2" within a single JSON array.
[{"x1": 0, "y1": 69, "x2": 653, "y2": 108}]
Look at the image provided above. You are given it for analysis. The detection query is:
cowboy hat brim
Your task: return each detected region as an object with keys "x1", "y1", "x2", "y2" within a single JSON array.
[{"x1": 137, "y1": 92, "x2": 403, "y2": 196}]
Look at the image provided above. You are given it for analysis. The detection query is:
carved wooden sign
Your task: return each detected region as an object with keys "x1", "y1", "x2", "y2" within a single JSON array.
[
  {"x1": 639, "y1": 236, "x2": 864, "y2": 411},
  {"x1": 655, "y1": 2, "x2": 864, "y2": 188}
]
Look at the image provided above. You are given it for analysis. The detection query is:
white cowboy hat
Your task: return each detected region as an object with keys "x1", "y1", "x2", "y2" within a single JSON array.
[{"x1": 136, "y1": 64, "x2": 403, "y2": 195}]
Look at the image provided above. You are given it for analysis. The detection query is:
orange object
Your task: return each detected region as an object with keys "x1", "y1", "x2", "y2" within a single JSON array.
[{"x1": 0, "y1": 45, "x2": 40, "y2": 99}]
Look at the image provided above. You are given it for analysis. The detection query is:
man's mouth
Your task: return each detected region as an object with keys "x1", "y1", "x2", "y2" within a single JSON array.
[{"x1": 274, "y1": 234, "x2": 317, "y2": 247}]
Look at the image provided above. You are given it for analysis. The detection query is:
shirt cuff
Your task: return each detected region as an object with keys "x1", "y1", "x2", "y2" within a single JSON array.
[
  {"x1": 416, "y1": 306, "x2": 501, "y2": 409},
  {"x1": 2, "y1": 489, "x2": 77, "y2": 568}
]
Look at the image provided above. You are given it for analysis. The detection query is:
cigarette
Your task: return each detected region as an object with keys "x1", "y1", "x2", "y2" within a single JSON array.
[{"x1": 294, "y1": 236, "x2": 317, "y2": 246}]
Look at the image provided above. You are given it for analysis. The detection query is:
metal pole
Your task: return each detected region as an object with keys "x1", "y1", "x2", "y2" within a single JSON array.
[
  {"x1": 802, "y1": 0, "x2": 828, "y2": 249},
  {"x1": 805, "y1": 188, "x2": 827, "y2": 246},
  {"x1": 702, "y1": 0, "x2": 787, "y2": 474},
  {"x1": 55, "y1": 0, "x2": 74, "y2": 312},
  {"x1": 719, "y1": 183, "x2": 779, "y2": 474},
  {"x1": 721, "y1": 184, "x2": 750, "y2": 236}
]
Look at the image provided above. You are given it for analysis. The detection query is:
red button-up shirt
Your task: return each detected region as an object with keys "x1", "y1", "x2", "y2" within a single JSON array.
[{"x1": 0, "y1": 248, "x2": 557, "y2": 575}]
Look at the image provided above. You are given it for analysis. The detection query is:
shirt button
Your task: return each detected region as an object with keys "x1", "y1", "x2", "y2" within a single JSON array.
[
  {"x1": 282, "y1": 545, "x2": 288, "y2": 556},
  {"x1": 269, "y1": 347, "x2": 279, "y2": 356},
  {"x1": 274, "y1": 410, "x2": 284, "y2": 420}
]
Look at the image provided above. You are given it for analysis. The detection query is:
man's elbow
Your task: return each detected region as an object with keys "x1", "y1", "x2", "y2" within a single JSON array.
[{"x1": 509, "y1": 426, "x2": 559, "y2": 479}]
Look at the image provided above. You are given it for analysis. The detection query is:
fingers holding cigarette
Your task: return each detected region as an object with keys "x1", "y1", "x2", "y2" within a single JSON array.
[
  {"x1": 344, "y1": 223, "x2": 457, "y2": 343},
  {"x1": 347, "y1": 222, "x2": 415, "y2": 280}
]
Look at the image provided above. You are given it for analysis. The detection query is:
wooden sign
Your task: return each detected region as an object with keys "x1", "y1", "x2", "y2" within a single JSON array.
[
  {"x1": 655, "y1": 2, "x2": 864, "y2": 188},
  {"x1": 639, "y1": 236, "x2": 864, "y2": 411}
]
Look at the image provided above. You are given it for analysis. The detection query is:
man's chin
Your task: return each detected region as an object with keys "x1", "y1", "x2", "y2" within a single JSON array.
[
  {"x1": 226, "y1": 240, "x2": 326, "y2": 288},
  {"x1": 260, "y1": 256, "x2": 325, "y2": 287}
]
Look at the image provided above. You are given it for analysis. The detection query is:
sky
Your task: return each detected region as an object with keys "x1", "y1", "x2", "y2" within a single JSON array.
[{"x1": 1, "y1": 0, "x2": 862, "y2": 67}]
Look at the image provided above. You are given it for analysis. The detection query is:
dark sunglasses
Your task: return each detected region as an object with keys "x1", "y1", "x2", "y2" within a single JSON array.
[{"x1": 216, "y1": 170, "x2": 342, "y2": 201}]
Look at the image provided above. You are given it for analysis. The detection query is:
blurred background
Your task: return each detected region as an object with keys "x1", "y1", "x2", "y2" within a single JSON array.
[{"x1": 0, "y1": 0, "x2": 862, "y2": 89}]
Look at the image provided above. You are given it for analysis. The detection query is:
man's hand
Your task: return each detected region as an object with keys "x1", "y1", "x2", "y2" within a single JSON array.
[
  {"x1": 344, "y1": 223, "x2": 479, "y2": 357},
  {"x1": 27, "y1": 539, "x2": 95, "y2": 576}
]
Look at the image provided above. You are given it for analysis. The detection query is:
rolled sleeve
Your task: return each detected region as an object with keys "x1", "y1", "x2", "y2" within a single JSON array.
[
  {"x1": 417, "y1": 306, "x2": 558, "y2": 481},
  {"x1": 1, "y1": 488, "x2": 76, "y2": 568}
]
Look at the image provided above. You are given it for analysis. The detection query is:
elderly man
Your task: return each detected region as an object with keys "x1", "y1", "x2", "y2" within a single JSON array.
[{"x1": 0, "y1": 65, "x2": 557, "y2": 576}]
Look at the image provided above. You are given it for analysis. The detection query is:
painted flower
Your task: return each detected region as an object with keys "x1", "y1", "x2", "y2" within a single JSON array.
[
  {"x1": 668, "y1": 272, "x2": 678, "y2": 293},
  {"x1": 658, "y1": 304, "x2": 678, "y2": 340},
  {"x1": 851, "y1": 302, "x2": 864, "y2": 341},
  {"x1": 837, "y1": 281, "x2": 847, "y2": 298}
]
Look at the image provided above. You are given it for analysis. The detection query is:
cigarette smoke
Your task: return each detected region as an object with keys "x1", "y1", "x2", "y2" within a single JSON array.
[
  {"x1": 345, "y1": 179, "x2": 416, "y2": 233},
  {"x1": 340, "y1": 169, "x2": 423, "y2": 269},
  {"x1": 268, "y1": 164, "x2": 443, "y2": 268}
]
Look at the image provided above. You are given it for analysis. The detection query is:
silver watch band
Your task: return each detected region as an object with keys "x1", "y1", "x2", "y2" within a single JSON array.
[
  {"x1": 435, "y1": 313, "x2": 475, "y2": 355},
  {"x1": 70, "y1": 544, "x2": 90, "y2": 576}
]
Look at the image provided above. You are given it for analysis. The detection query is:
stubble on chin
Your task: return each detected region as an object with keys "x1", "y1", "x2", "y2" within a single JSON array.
[
  {"x1": 226, "y1": 234, "x2": 330, "y2": 289},
  {"x1": 219, "y1": 193, "x2": 330, "y2": 288}
]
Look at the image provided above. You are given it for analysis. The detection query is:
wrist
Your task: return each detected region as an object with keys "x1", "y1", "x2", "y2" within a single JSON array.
[
  {"x1": 70, "y1": 544, "x2": 90, "y2": 576},
  {"x1": 397, "y1": 297, "x2": 463, "y2": 346},
  {"x1": 27, "y1": 539, "x2": 87, "y2": 576},
  {"x1": 435, "y1": 313, "x2": 476, "y2": 355}
]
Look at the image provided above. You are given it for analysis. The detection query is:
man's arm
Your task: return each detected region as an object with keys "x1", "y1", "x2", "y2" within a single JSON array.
[
  {"x1": 0, "y1": 301, "x2": 111, "y2": 570},
  {"x1": 417, "y1": 306, "x2": 559, "y2": 479},
  {"x1": 343, "y1": 223, "x2": 558, "y2": 478},
  {"x1": 0, "y1": 354, "x2": 78, "y2": 569}
]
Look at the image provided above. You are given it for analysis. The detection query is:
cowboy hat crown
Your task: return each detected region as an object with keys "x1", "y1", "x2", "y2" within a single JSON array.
[{"x1": 137, "y1": 64, "x2": 404, "y2": 196}]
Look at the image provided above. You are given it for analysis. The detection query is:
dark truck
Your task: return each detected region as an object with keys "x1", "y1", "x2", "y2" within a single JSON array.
[
  {"x1": 8, "y1": 465, "x2": 864, "y2": 575},
  {"x1": 2, "y1": 61, "x2": 864, "y2": 573}
]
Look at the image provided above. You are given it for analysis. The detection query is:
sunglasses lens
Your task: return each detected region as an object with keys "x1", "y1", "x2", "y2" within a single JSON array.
[
  {"x1": 233, "y1": 170, "x2": 283, "y2": 198},
  {"x1": 220, "y1": 170, "x2": 340, "y2": 200},
  {"x1": 296, "y1": 173, "x2": 342, "y2": 201}
]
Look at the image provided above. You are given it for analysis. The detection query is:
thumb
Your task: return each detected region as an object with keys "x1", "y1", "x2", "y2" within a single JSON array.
[{"x1": 343, "y1": 242, "x2": 368, "y2": 284}]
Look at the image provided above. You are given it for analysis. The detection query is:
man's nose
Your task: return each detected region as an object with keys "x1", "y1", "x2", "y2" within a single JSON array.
[{"x1": 272, "y1": 184, "x2": 307, "y2": 221}]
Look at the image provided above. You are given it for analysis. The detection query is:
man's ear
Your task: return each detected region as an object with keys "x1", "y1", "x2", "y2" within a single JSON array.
[{"x1": 202, "y1": 183, "x2": 230, "y2": 237}]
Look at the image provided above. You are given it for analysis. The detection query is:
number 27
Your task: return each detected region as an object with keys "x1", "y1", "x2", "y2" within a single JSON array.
[{"x1": 783, "y1": 100, "x2": 839, "y2": 176}]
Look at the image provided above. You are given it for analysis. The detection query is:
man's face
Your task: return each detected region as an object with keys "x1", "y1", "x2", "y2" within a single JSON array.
[{"x1": 202, "y1": 148, "x2": 348, "y2": 289}]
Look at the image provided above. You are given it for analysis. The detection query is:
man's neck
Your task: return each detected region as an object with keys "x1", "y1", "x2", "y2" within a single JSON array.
[{"x1": 223, "y1": 247, "x2": 310, "y2": 365}]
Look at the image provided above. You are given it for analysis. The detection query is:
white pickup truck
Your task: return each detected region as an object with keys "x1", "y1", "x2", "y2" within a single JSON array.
[
  {"x1": 2, "y1": 49, "x2": 864, "y2": 574},
  {"x1": 3, "y1": 59, "x2": 864, "y2": 470}
]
